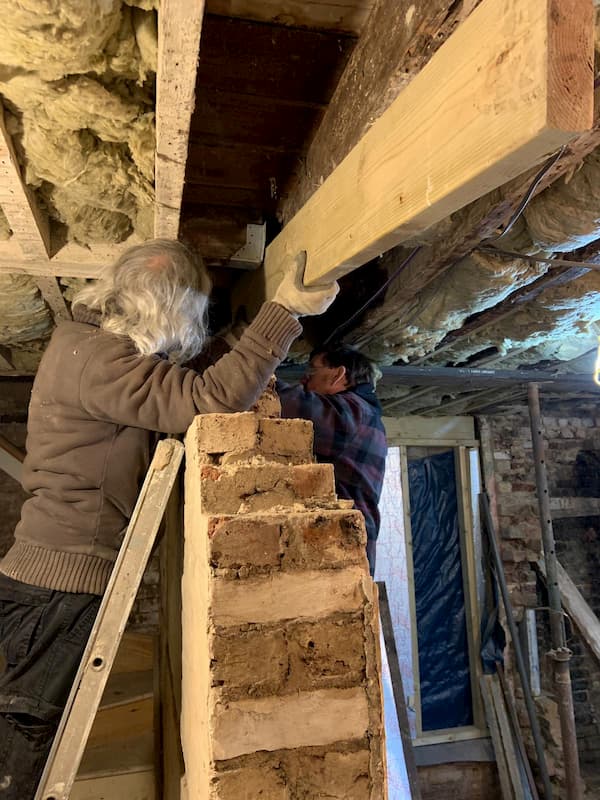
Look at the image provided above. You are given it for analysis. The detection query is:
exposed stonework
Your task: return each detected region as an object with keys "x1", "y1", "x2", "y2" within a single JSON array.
[
  {"x1": 182, "y1": 411, "x2": 386, "y2": 799},
  {"x1": 483, "y1": 404, "x2": 600, "y2": 796}
]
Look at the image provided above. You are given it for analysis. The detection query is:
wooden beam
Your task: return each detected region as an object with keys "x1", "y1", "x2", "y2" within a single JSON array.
[
  {"x1": 154, "y1": 0, "x2": 206, "y2": 238},
  {"x1": 280, "y1": 0, "x2": 480, "y2": 224},
  {"x1": 245, "y1": 0, "x2": 593, "y2": 309},
  {"x1": 0, "y1": 432, "x2": 24, "y2": 484},
  {"x1": 36, "y1": 276, "x2": 72, "y2": 322},
  {"x1": 0, "y1": 101, "x2": 51, "y2": 260},
  {"x1": 538, "y1": 558, "x2": 600, "y2": 666},
  {"x1": 0, "y1": 236, "x2": 142, "y2": 278},
  {"x1": 348, "y1": 91, "x2": 600, "y2": 356},
  {"x1": 205, "y1": 0, "x2": 373, "y2": 34}
]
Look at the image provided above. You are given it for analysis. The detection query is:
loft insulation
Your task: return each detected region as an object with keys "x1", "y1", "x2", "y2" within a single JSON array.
[
  {"x1": 0, "y1": 1, "x2": 157, "y2": 244},
  {"x1": 351, "y1": 250, "x2": 547, "y2": 364},
  {"x1": 430, "y1": 273, "x2": 600, "y2": 366}
]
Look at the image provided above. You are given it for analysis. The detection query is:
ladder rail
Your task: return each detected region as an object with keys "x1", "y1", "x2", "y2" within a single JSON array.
[{"x1": 35, "y1": 438, "x2": 184, "y2": 800}]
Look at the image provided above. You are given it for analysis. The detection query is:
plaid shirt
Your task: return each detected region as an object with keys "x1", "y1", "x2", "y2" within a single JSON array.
[{"x1": 278, "y1": 381, "x2": 387, "y2": 546}]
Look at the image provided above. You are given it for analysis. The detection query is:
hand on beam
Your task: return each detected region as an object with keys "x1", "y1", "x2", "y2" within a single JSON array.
[{"x1": 272, "y1": 251, "x2": 339, "y2": 318}]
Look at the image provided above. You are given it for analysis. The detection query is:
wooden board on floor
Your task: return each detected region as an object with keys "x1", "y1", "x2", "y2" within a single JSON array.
[{"x1": 72, "y1": 769, "x2": 155, "y2": 800}]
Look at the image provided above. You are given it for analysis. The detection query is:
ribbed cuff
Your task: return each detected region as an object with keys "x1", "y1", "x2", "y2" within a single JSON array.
[
  {"x1": 250, "y1": 302, "x2": 302, "y2": 355},
  {"x1": 1, "y1": 542, "x2": 113, "y2": 595}
]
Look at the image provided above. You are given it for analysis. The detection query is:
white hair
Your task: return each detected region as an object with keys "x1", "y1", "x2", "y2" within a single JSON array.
[{"x1": 72, "y1": 239, "x2": 211, "y2": 363}]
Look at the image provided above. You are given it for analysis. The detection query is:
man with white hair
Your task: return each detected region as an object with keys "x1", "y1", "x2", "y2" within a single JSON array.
[{"x1": 0, "y1": 239, "x2": 338, "y2": 799}]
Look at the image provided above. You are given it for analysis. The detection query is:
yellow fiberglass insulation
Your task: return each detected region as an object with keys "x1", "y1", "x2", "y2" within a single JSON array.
[
  {"x1": 351, "y1": 250, "x2": 548, "y2": 364},
  {"x1": 0, "y1": 1, "x2": 157, "y2": 245},
  {"x1": 431, "y1": 273, "x2": 600, "y2": 366},
  {"x1": 0, "y1": 274, "x2": 53, "y2": 345},
  {"x1": 522, "y1": 148, "x2": 600, "y2": 253}
]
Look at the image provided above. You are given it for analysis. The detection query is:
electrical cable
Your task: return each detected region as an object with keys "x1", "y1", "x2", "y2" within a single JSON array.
[
  {"x1": 320, "y1": 144, "x2": 567, "y2": 348},
  {"x1": 490, "y1": 144, "x2": 567, "y2": 242},
  {"x1": 321, "y1": 245, "x2": 422, "y2": 345},
  {"x1": 477, "y1": 246, "x2": 600, "y2": 271}
]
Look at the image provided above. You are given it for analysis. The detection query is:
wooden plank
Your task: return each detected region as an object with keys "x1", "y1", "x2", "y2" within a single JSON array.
[
  {"x1": 377, "y1": 581, "x2": 422, "y2": 799},
  {"x1": 383, "y1": 415, "x2": 475, "y2": 444},
  {"x1": 158, "y1": 474, "x2": 185, "y2": 800},
  {"x1": 480, "y1": 675, "x2": 513, "y2": 800},
  {"x1": 455, "y1": 446, "x2": 485, "y2": 732},
  {"x1": 36, "y1": 276, "x2": 72, "y2": 323},
  {"x1": 0, "y1": 236, "x2": 141, "y2": 278},
  {"x1": 347, "y1": 88, "x2": 600, "y2": 357},
  {"x1": 253, "y1": 0, "x2": 593, "y2": 302},
  {"x1": 489, "y1": 674, "x2": 525, "y2": 800},
  {"x1": 154, "y1": 0, "x2": 206, "y2": 238},
  {"x1": 36, "y1": 439, "x2": 184, "y2": 800},
  {"x1": 101, "y1": 670, "x2": 154, "y2": 710},
  {"x1": 280, "y1": 0, "x2": 478, "y2": 223},
  {"x1": 0, "y1": 432, "x2": 24, "y2": 484},
  {"x1": 72, "y1": 769, "x2": 155, "y2": 800},
  {"x1": 538, "y1": 558, "x2": 600, "y2": 665},
  {"x1": 0, "y1": 101, "x2": 50, "y2": 260},
  {"x1": 204, "y1": 0, "x2": 373, "y2": 33}
]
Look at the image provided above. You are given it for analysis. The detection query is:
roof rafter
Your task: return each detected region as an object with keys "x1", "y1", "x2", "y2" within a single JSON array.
[{"x1": 0, "y1": 101, "x2": 50, "y2": 261}]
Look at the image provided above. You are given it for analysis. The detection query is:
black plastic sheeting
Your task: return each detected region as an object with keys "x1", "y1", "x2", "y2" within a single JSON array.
[{"x1": 408, "y1": 449, "x2": 473, "y2": 731}]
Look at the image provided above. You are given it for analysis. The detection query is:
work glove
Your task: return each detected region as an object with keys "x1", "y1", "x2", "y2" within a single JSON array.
[{"x1": 273, "y1": 251, "x2": 339, "y2": 317}]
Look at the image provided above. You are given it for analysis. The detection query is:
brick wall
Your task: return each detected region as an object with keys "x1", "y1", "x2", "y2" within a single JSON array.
[
  {"x1": 484, "y1": 402, "x2": 600, "y2": 793},
  {"x1": 181, "y1": 411, "x2": 386, "y2": 798}
]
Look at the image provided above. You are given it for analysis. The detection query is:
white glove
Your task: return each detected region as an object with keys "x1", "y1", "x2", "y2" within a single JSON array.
[{"x1": 273, "y1": 251, "x2": 339, "y2": 317}]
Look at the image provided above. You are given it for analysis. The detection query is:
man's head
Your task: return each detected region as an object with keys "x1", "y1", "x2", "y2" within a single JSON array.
[
  {"x1": 73, "y1": 239, "x2": 212, "y2": 363},
  {"x1": 302, "y1": 345, "x2": 378, "y2": 395}
]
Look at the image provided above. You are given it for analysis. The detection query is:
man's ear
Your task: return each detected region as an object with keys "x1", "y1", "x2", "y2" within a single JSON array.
[{"x1": 331, "y1": 365, "x2": 349, "y2": 389}]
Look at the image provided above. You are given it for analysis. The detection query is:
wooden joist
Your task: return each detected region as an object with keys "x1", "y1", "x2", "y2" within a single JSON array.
[
  {"x1": 237, "y1": 0, "x2": 593, "y2": 317},
  {"x1": 0, "y1": 432, "x2": 24, "y2": 484},
  {"x1": 0, "y1": 101, "x2": 50, "y2": 260},
  {"x1": 205, "y1": 0, "x2": 373, "y2": 34},
  {"x1": 36, "y1": 276, "x2": 72, "y2": 322},
  {"x1": 0, "y1": 237, "x2": 142, "y2": 278},
  {"x1": 154, "y1": 0, "x2": 206, "y2": 238},
  {"x1": 538, "y1": 558, "x2": 600, "y2": 666},
  {"x1": 280, "y1": 0, "x2": 481, "y2": 223}
]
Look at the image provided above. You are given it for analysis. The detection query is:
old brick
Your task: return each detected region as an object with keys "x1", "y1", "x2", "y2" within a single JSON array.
[
  {"x1": 189, "y1": 412, "x2": 259, "y2": 455},
  {"x1": 198, "y1": 463, "x2": 336, "y2": 514},
  {"x1": 210, "y1": 765, "x2": 287, "y2": 800},
  {"x1": 287, "y1": 618, "x2": 366, "y2": 691},
  {"x1": 210, "y1": 628, "x2": 287, "y2": 694},
  {"x1": 212, "y1": 687, "x2": 369, "y2": 760},
  {"x1": 286, "y1": 749, "x2": 371, "y2": 799},
  {"x1": 259, "y1": 417, "x2": 313, "y2": 459},
  {"x1": 283, "y1": 511, "x2": 368, "y2": 571},
  {"x1": 211, "y1": 567, "x2": 368, "y2": 627},
  {"x1": 209, "y1": 516, "x2": 282, "y2": 569}
]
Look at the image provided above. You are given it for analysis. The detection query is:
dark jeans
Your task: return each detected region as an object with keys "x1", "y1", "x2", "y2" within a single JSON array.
[{"x1": 0, "y1": 574, "x2": 100, "y2": 800}]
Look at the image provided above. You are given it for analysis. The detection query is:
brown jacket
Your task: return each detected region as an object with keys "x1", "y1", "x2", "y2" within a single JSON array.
[{"x1": 1, "y1": 302, "x2": 301, "y2": 595}]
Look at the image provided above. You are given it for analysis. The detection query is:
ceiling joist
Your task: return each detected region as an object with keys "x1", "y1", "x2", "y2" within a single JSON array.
[
  {"x1": 154, "y1": 0, "x2": 206, "y2": 239},
  {"x1": 0, "y1": 101, "x2": 50, "y2": 261},
  {"x1": 238, "y1": 0, "x2": 593, "y2": 314}
]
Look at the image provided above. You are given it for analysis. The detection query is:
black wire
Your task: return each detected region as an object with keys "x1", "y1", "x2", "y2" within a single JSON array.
[
  {"x1": 322, "y1": 245, "x2": 422, "y2": 345},
  {"x1": 491, "y1": 145, "x2": 566, "y2": 241},
  {"x1": 320, "y1": 144, "x2": 567, "y2": 348}
]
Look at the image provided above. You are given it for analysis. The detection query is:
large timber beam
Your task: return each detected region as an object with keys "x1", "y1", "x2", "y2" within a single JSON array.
[
  {"x1": 280, "y1": 0, "x2": 480, "y2": 224},
  {"x1": 240, "y1": 0, "x2": 593, "y2": 313},
  {"x1": 154, "y1": 0, "x2": 205, "y2": 238}
]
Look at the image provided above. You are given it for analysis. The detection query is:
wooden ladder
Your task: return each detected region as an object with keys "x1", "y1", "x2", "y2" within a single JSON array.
[{"x1": 34, "y1": 438, "x2": 184, "y2": 800}]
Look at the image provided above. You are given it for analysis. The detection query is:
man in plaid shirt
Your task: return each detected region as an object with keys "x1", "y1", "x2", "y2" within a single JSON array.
[{"x1": 278, "y1": 345, "x2": 387, "y2": 576}]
